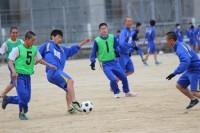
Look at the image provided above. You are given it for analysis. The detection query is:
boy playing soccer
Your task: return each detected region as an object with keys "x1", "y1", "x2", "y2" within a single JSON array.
[
  {"x1": 2, "y1": 31, "x2": 56, "y2": 120},
  {"x1": 0, "y1": 27, "x2": 24, "y2": 101},
  {"x1": 143, "y1": 20, "x2": 161, "y2": 66},
  {"x1": 39, "y1": 29, "x2": 91, "y2": 114},
  {"x1": 90, "y1": 23, "x2": 137, "y2": 98},
  {"x1": 165, "y1": 31, "x2": 200, "y2": 109}
]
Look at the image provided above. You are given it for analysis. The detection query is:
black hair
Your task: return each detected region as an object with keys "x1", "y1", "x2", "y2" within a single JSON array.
[
  {"x1": 10, "y1": 27, "x2": 18, "y2": 33},
  {"x1": 189, "y1": 22, "x2": 192, "y2": 25},
  {"x1": 117, "y1": 30, "x2": 121, "y2": 33},
  {"x1": 150, "y1": 20, "x2": 156, "y2": 26},
  {"x1": 25, "y1": 31, "x2": 36, "y2": 39},
  {"x1": 165, "y1": 31, "x2": 177, "y2": 41},
  {"x1": 191, "y1": 25, "x2": 194, "y2": 29},
  {"x1": 99, "y1": 23, "x2": 107, "y2": 30},
  {"x1": 176, "y1": 23, "x2": 180, "y2": 27},
  {"x1": 50, "y1": 29, "x2": 63, "y2": 39},
  {"x1": 136, "y1": 22, "x2": 142, "y2": 28}
]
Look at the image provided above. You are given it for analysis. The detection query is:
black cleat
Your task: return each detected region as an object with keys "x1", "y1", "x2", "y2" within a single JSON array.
[
  {"x1": 2, "y1": 96, "x2": 8, "y2": 109},
  {"x1": 186, "y1": 98, "x2": 199, "y2": 109}
]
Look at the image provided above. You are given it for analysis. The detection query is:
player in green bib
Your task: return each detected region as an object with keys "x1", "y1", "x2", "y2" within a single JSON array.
[
  {"x1": 0, "y1": 27, "x2": 24, "y2": 101},
  {"x1": 90, "y1": 23, "x2": 137, "y2": 98},
  {"x1": 1, "y1": 31, "x2": 56, "y2": 120}
]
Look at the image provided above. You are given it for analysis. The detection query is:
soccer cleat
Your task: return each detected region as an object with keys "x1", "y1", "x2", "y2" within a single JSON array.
[
  {"x1": 114, "y1": 94, "x2": 120, "y2": 99},
  {"x1": 71, "y1": 102, "x2": 82, "y2": 112},
  {"x1": 2, "y1": 96, "x2": 8, "y2": 109},
  {"x1": 143, "y1": 61, "x2": 149, "y2": 66},
  {"x1": 19, "y1": 113, "x2": 28, "y2": 120},
  {"x1": 186, "y1": 98, "x2": 199, "y2": 109},
  {"x1": 125, "y1": 92, "x2": 138, "y2": 97},
  {"x1": 66, "y1": 108, "x2": 77, "y2": 115},
  {"x1": 155, "y1": 62, "x2": 161, "y2": 65}
]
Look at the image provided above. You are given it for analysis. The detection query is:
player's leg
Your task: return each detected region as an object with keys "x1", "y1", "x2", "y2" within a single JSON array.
[
  {"x1": 137, "y1": 45, "x2": 144, "y2": 61},
  {"x1": 17, "y1": 75, "x2": 30, "y2": 120},
  {"x1": 1, "y1": 65, "x2": 15, "y2": 97},
  {"x1": 189, "y1": 74, "x2": 200, "y2": 98},
  {"x1": 143, "y1": 44, "x2": 150, "y2": 66},
  {"x1": 112, "y1": 64, "x2": 137, "y2": 97},
  {"x1": 153, "y1": 44, "x2": 161, "y2": 65},
  {"x1": 103, "y1": 63, "x2": 120, "y2": 98},
  {"x1": 125, "y1": 58, "x2": 134, "y2": 76},
  {"x1": 47, "y1": 70, "x2": 81, "y2": 112},
  {"x1": 176, "y1": 73, "x2": 199, "y2": 109}
]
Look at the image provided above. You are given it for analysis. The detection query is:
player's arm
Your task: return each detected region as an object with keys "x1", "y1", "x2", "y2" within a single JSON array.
[
  {"x1": 119, "y1": 30, "x2": 131, "y2": 48},
  {"x1": 166, "y1": 47, "x2": 191, "y2": 80},
  {"x1": 8, "y1": 47, "x2": 19, "y2": 81},
  {"x1": 65, "y1": 38, "x2": 91, "y2": 58},
  {"x1": 90, "y1": 41, "x2": 98, "y2": 70},
  {"x1": 173, "y1": 50, "x2": 191, "y2": 75},
  {"x1": 114, "y1": 37, "x2": 120, "y2": 57},
  {"x1": 0, "y1": 42, "x2": 8, "y2": 55},
  {"x1": 35, "y1": 51, "x2": 57, "y2": 70}
]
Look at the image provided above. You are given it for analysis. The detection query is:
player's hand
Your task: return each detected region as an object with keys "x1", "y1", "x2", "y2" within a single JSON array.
[
  {"x1": 12, "y1": 72, "x2": 18, "y2": 81},
  {"x1": 84, "y1": 38, "x2": 91, "y2": 43},
  {"x1": 48, "y1": 64, "x2": 57, "y2": 70},
  {"x1": 90, "y1": 62, "x2": 95, "y2": 70},
  {"x1": 166, "y1": 73, "x2": 175, "y2": 80},
  {"x1": 34, "y1": 61, "x2": 38, "y2": 65}
]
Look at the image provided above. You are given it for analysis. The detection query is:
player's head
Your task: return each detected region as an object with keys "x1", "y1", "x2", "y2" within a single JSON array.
[
  {"x1": 150, "y1": 20, "x2": 156, "y2": 26},
  {"x1": 136, "y1": 22, "x2": 142, "y2": 30},
  {"x1": 99, "y1": 23, "x2": 108, "y2": 37},
  {"x1": 25, "y1": 31, "x2": 36, "y2": 47},
  {"x1": 165, "y1": 31, "x2": 177, "y2": 47},
  {"x1": 176, "y1": 23, "x2": 180, "y2": 28},
  {"x1": 124, "y1": 17, "x2": 133, "y2": 29},
  {"x1": 10, "y1": 27, "x2": 18, "y2": 40},
  {"x1": 188, "y1": 22, "x2": 192, "y2": 27},
  {"x1": 116, "y1": 30, "x2": 121, "y2": 35},
  {"x1": 50, "y1": 29, "x2": 63, "y2": 45}
]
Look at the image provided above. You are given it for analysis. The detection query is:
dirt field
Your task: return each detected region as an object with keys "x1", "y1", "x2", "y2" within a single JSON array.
[{"x1": 0, "y1": 53, "x2": 200, "y2": 133}]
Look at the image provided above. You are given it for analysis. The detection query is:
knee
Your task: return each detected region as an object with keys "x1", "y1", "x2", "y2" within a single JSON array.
[
  {"x1": 176, "y1": 84, "x2": 182, "y2": 90},
  {"x1": 68, "y1": 79, "x2": 74, "y2": 85}
]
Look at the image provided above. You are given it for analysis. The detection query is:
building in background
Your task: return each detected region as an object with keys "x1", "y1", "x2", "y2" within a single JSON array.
[{"x1": 0, "y1": 0, "x2": 199, "y2": 44}]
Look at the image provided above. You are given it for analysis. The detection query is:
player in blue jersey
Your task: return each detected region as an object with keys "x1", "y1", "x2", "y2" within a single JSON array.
[
  {"x1": 165, "y1": 31, "x2": 200, "y2": 109},
  {"x1": 90, "y1": 23, "x2": 137, "y2": 98},
  {"x1": 143, "y1": 20, "x2": 161, "y2": 66},
  {"x1": 174, "y1": 23, "x2": 184, "y2": 42},
  {"x1": 114, "y1": 30, "x2": 121, "y2": 42},
  {"x1": 131, "y1": 22, "x2": 144, "y2": 62},
  {"x1": 196, "y1": 25, "x2": 200, "y2": 52},
  {"x1": 187, "y1": 23, "x2": 197, "y2": 51},
  {"x1": 39, "y1": 29, "x2": 91, "y2": 114},
  {"x1": 118, "y1": 17, "x2": 137, "y2": 76}
]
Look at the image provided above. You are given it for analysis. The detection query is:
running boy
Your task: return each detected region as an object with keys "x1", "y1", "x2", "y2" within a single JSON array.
[
  {"x1": 90, "y1": 23, "x2": 137, "y2": 98},
  {"x1": 39, "y1": 29, "x2": 90, "y2": 114},
  {"x1": 0, "y1": 27, "x2": 24, "y2": 101},
  {"x1": 2, "y1": 31, "x2": 56, "y2": 120},
  {"x1": 143, "y1": 20, "x2": 161, "y2": 66},
  {"x1": 165, "y1": 31, "x2": 200, "y2": 109}
]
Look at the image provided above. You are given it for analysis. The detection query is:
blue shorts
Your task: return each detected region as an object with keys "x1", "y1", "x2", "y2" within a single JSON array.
[
  {"x1": 119, "y1": 54, "x2": 134, "y2": 73},
  {"x1": 189, "y1": 40, "x2": 196, "y2": 45},
  {"x1": 177, "y1": 72, "x2": 200, "y2": 92},
  {"x1": 147, "y1": 41, "x2": 157, "y2": 54},
  {"x1": 47, "y1": 69, "x2": 71, "y2": 91}
]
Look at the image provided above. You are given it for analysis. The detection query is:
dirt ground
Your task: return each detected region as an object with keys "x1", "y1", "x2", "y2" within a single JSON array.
[{"x1": 0, "y1": 53, "x2": 200, "y2": 133}]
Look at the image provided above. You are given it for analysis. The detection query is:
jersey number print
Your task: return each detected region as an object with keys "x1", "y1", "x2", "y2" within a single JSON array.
[{"x1": 26, "y1": 51, "x2": 32, "y2": 65}]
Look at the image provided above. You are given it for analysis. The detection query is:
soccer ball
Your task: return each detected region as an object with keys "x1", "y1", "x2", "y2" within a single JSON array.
[
  {"x1": 81, "y1": 101, "x2": 93, "y2": 113},
  {"x1": 159, "y1": 50, "x2": 164, "y2": 55}
]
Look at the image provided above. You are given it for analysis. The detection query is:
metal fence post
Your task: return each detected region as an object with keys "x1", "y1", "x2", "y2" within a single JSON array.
[
  {"x1": 150, "y1": 0, "x2": 155, "y2": 20},
  {"x1": 30, "y1": 8, "x2": 35, "y2": 31},
  {"x1": 62, "y1": 6, "x2": 67, "y2": 44}
]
